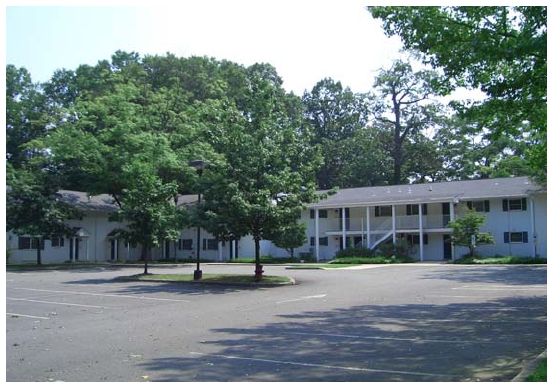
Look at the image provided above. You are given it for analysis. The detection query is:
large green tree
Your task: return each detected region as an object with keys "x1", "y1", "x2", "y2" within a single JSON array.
[
  {"x1": 201, "y1": 64, "x2": 321, "y2": 281},
  {"x1": 369, "y1": 60, "x2": 444, "y2": 184},
  {"x1": 369, "y1": 6, "x2": 547, "y2": 184}
]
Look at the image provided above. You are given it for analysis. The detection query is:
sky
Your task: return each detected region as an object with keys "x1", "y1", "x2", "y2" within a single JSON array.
[{"x1": 5, "y1": 1, "x2": 405, "y2": 95}]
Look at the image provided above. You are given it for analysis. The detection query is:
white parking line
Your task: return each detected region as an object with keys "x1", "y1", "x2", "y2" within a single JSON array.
[
  {"x1": 189, "y1": 351, "x2": 457, "y2": 379},
  {"x1": 287, "y1": 331, "x2": 495, "y2": 344},
  {"x1": 6, "y1": 297, "x2": 113, "y2": 309},
  {"x1": 276, "y1": 294, "x2": 327, "y2": 304},
  {"x1": 6, "y1": 313, "x2": 50, "y2": 320},
  {"x1": 12, "y1": 287, "x2": 191, "y2": 303}
]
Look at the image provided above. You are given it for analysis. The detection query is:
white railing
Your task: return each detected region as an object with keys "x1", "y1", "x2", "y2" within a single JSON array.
[{"x1": 324, "y1": 215, "x2": 449, "y2": 233}]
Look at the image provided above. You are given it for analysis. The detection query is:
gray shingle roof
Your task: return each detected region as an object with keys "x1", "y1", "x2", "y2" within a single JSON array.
[{"x1": 310, "y1": 177, "x2": 545, "y2": 209}]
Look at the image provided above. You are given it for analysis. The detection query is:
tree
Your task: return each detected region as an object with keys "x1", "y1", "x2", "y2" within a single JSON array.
[
  {"x1": 369, "y1": 6, "x2": 547, "y2": 184},
  {"x1": 202, "y1": 64, "x2": 321, "y2": 281},
  {"x1": 109, "y1": 163, "x2": 186, "y2": 274},
  {"x1": 303, "y1": 78, "x2": 370, "y2": 188},
  {"x1": 446, "y1": 210, "x2": 495, "y2": 257},
  {"x1": 6, "y1": 167, "x2": 81, "y2": 265},
  {"x1": 370, "y1": 60, "x2": 443, "y2": 184},
  {"x1": 271, "y1": 222, "x2": 307, "y2": 259}
]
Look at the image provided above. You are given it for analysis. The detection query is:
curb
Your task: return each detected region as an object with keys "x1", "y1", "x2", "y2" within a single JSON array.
[
  {"x1": 114, "y1": 276, "x2": 296, "y2": 287},
  {"x1": 511, "y1": 350, "x2": 547, "y2": 382}
]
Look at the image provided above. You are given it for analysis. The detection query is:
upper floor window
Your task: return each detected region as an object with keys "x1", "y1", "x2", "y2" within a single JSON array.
[
  {"x1": 375, "y1": 206, "x2": 392, "y2": 217},
  {"x1": 310, "y1": 237, "x2": 329, "y2": 246},
  {"x1": 467, "y1": 200, "x2": 490, "y2": 212},
  {"x1": 309, "y1": 209, "x2": 328, "y2": 219},
  {"x1": 503, "y1": 198, "x2": 527, "y2": 212},
  {"x1": 406, "y1": 204, "x2": 428, "y2": 215}
]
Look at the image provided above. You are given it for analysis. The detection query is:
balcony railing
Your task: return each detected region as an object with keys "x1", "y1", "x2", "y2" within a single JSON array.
[{"x1": 324, "y1": 215, "x2": 451, "y2": 233}]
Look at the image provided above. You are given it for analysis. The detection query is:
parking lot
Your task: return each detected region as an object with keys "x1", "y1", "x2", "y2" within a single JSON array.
[{"x1": 6, "y1": 263, "x2": 547, "y2": 382}]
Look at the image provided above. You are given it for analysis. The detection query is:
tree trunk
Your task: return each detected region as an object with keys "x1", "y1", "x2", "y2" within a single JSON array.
[
  {"x1": 35, "y1": 237, "x2": 42, "y2": 266},
  {"x1": 253, "y1": 236, "x2": 263, "y2": 282},
  {"x1": 141, "y1": 245, "x2": 149, "y2": 275}
]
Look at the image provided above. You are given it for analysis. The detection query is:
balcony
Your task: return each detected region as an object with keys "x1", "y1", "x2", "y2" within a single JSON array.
[{"x1": 324, "y1": 215, "x2": 451, "y2": 234}]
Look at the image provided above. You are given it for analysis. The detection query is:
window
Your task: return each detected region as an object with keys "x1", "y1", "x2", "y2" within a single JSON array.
[
  {"x1": 504, "y1": 232, "x2": 529, "y2": 243},
  {"x1": 310, "y1": 237, "x2": 328, "y2": 246},
  {"x1": 18, "y1": 237, "x2": 44, "y2": 250},
  {"x1": 466, "y1": 200, "x2": 490, "y2": 212},
  {"x1": 406, "y1": 234, "x2": 428, "y2": 245},
  {"x1": 375, "y1": 206, "x2": 392, "y2": 217},
  {"x1": 309, "y1": 209, "x2": 328, "y2": 219},
  {"x1": 406, "y1": 204, "x2": 428, "y2": 215},
  {"x1": 179, "y1": 239, "x2": 193, "y2": 250},
  {"x1": 502, "y1": 198, "x2": 527, "y2": 211},
  {"x1": 202, "y1": 239, "x2": 218, "y2": 251},
  {"x1": 51, "y1": 237, "x2": 65, "y2": 248}
]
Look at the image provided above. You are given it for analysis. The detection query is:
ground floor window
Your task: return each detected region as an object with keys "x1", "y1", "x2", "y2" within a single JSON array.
[
  {"x1": 406, "y1": 234, "x2": 428, "y2": 245},
  {"x1": 310, "y1": 237, "x2": 328, "y2": 246},
  {"x1": 18, "y1": 237, "x2": 44, "y2": 250},
  {"x1": 51, "y1": 237, "x2": 65, "y2": 248},
  {"x1": 179, "y1": 239, "x2": 193, "y2": 250},
  {"x1": 203, "y1": 238, "x2": 218, "y2": 251},
  {"x1": 504, "y1": 231, "x2": 528, "y2": 243}
]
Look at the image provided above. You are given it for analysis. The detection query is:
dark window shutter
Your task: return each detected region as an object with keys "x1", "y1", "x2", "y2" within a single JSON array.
[
  {"x1": 422, "y1": 204, "x2": 428, "y2": 215},
  {"x1": 310, "y1": 209, "x2": 314, "y2": 219},
  {"x1": 484, "y1": 200, "x2": 490, "y2": 212},
  {"x1": 503, "y1": 199, "x2": 508, "y2": 212},
  {"x1": 406, "y1": 205, "x2": 411, "y2": 215},
  {"x1": 523, "y1": 232, "x2": 528, "y2": 243},
  {"x1": 406, "y1": 235, "x2": 412, "y2": 244},
  {"x1": 467, "y1": 201, "x2": 472, "y2": 210},
  {"x1": 503, "y1": 232, "x2": 509, "y2": 243},
  {"x1": 423, "y1": 234, "x2": 429, "y2": 245},
  {"x1": 521, "y1": 198, "x2": 527, "y2": 211},
  {"x1": 310, "y1": 237, "x2": 315, "y2": 247},
  {"x1": 375, "y1": 206, "x2": 380, "y2": 217}
]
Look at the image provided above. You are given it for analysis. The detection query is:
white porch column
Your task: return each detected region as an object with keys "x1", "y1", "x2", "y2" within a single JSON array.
[
  {"x1": 530, "y1": 197, "x2": 537, "y2": 257},
  {"x1": 392, "y1": 205, "x2": 397, "y2": 244},
  {"x1": 115, "y1": 239, "x2": 119, "y2": 261},
  {"x1": 218, "y1": 241, "x2": 223, "y2": 262},
  {"x1": 231, "y1": 240, "x2": 236, "y2": 260},
  {"x1": 366, "y1": 206, "x2": 371, "y2": 249},
  {"x1": 342, "y1": 208, "x2": 347, "y2": 250},
  {"x1": 419, "y1": 203, "x2": 424, "y2": 262},
  {"x1": 450, "y1": 202, "x2": 456, "y2": 261},
  {"x1": 86, "y1": 239, "x2": 89, "y2": 261},
  {"x1": 314, "y1": 208, "x2": 320, "y2": 262},
  {"x1": 71, "y1": 237, "x2": 75, "y2": 262}
]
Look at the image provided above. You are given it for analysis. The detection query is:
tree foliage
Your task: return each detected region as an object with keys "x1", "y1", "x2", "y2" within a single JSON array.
[
  {"x1": 446, "y1": 210, "x2": 495, "y2": 257},
  {"x1": 369, "y1": 6, "x2": 547, "y2": 184}
]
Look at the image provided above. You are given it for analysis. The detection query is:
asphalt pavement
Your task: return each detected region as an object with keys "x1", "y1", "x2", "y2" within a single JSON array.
[{"x1": 5, "y1": 263, "x2": 547, "y2": 382}]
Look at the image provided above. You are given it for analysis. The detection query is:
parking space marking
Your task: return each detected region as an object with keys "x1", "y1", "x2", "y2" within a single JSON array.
[
  {"x1": 6, "y1": 313, "x2": 50, "y2": 320},
  {"x1": 287, "y1": 331, "x2": 497, "y2": 344},
  {"x1": 7, "y1": 297, "x2": 113, "y2": 309},
  {"x1": 12, "y1": 287, "x2": 191, "y2": 303},
  {"x1": 453, "y1": 284, "x2": 546, "y2": 291},
  {"x1": 189, "y1": 351, "x2": 457, "y2": 379},
  {"x1": 276, "y1": 294, "x2": 327, "y2": 304}
]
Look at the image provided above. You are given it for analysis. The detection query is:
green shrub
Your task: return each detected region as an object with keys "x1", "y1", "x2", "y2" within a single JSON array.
[
  {"x1": 377, "y1": 240, "x2": 411, "y2": 259},
  {"x1": 330, "y1": 256, "x2": 414, "y2": 264},
  {"x1": 335, "y1": 247, "x2": 376, "y2": 258},
  {"x1": 455, "y1": 256, "x2": 547, "y2": 265}
]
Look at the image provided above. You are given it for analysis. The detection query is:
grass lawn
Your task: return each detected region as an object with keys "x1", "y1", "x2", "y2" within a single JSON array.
[
  {"x1": 123, "y1": 273, "x2": 293, "y2": 285},
  {"x1": 286, "y1": 264, "x2": 360, "y2": 269},
  {"x1": 454, "y1": 256, "x2": 547, "y2": 265},
  {"x1": 526, "y1": 359, "x2": 547, "y2": 382}
]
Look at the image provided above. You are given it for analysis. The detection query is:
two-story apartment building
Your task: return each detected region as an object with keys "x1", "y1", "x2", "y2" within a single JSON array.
[{"x1": 6, "y1": 177, "x2": 546, "y2": 264}]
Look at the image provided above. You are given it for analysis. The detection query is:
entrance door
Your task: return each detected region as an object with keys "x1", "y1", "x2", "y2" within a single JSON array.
[
  {"x1": 110, "y1": 240, "x2": 116, "y2": 260},
  {"x1": 70, "y1": 238, "x2": 80, "y2": 261},
  {"x1": 443, "y1": 235, "x2": 452, "y2": 260}
]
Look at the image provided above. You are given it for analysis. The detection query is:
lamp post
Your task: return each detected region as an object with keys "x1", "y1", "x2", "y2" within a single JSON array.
[{"x1": 190, "y1": 160, "x2": 206, "y2": 280}]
